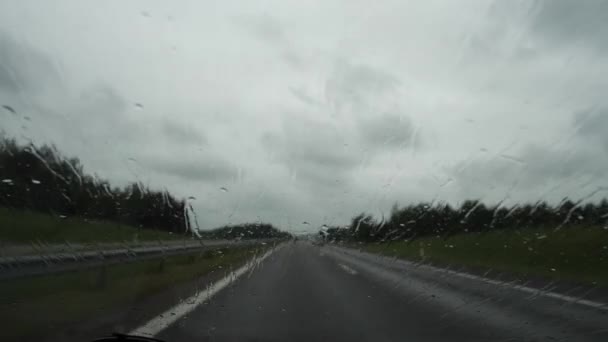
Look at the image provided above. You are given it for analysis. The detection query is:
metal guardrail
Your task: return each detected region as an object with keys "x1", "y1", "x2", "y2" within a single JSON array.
[{"x1": 0, "y1": 239, "x2": 275, "y2": 280}]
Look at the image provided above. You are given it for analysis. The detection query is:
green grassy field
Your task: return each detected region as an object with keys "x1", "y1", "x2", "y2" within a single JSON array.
[
  {"x1": 364, "y1": 226, "x2": 608, "y2": 286},
  {"x1": 0, "y1": 245, "x2": 265, "y2": 341},
  {"x1": 0, "y1": 207, "x2": 185, "y2": 244}
]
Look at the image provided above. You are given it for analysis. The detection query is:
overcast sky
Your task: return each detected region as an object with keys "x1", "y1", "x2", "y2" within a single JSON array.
[{"x1": 1, "y1": 0, "x2": 607, "y2": 232}]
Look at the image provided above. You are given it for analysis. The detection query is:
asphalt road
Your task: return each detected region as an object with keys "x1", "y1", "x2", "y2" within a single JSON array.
[{"x1": 158, "y1": 241, "x2": 608, "y2": 342}]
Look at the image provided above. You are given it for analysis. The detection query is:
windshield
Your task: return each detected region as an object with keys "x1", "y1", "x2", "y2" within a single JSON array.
[{"x1": 1, "y1": 1, "x2": 607, "y2": 342}]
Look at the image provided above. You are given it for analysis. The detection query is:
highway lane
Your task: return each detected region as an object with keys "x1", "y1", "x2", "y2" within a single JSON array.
[{"x1": 158, "y1": 241, "x2": 608, "y2": 342}]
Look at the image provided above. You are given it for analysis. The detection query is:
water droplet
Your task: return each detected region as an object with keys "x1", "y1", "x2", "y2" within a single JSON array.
[
  {"x1": 135, "y1": 103, "x2": 144, "y2": 109},
  {"x1": 439, "y1": 178, "x2": 453, "y2": 187},
  {"x1": 31, "y1": 179, "x2": 41, "y2": 184},
  {"x1": 220, "y1": 187, "x2": 228, "y2": 192},
  {"x1": 2, "y1": 105, "x2": 16, "y2": 114},
  {"x1": 499, "y1": 154, "x2": 525, "y2": 164}
]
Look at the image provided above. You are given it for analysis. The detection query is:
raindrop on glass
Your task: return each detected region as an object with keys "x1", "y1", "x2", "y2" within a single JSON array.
[{"x1": 2, "y1": 105, "x2": 16, "y2": 114}]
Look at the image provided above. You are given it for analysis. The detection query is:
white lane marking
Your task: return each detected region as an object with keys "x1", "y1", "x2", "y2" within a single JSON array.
[
  {"x1": 339, "y1": 248, "x2": 607, "y2": 311},
  {"x1": 437, "y1": 267, "x2": 607, "y2": 310},
  {"x1": 130, "y1": 246, "x2": 280, "y2": 337},
  {"x1": 338, "y1": 263, "x2": 358, "y2": 275}
]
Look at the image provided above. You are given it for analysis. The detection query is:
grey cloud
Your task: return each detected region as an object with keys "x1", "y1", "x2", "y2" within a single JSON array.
[
  {"x1": 239, "y1": 13, "x2": 287, "y2": 45},
  {"x1": 76, "y1": 85, "x2": 127, "y2": 118},
  {"x1": 0, "y1": 33, "x2": 61, "y2": 94},
  {"x1": 0, "y1": 30, "x2": 130, "y2": 150},
  {"x1": 66, "y1": 84, "x2": 134, "y2": 143},
  {"x1": 450, "y1": 143, "x2": 606, "y2": 202},
  {"x1": 358, "y1": 113, "x2": 415, "y2": 149},
  {"x1": 143, "y1": 157, "x2": 238, "y2": 183},
  {"x1": 288, "y1": 86, "x2": 318, "y2": 106},
  {"x1": 262, "y1": 116, "x2": 360, "y2": 186},
  {"x1": 325, "y1": 62, "x2": 400, "y2": 111},
  {"x1": 161, "y1": 120, "x2": 206, "y2": 145},
  {"x1": 466, "y1": 1, "x2": 608, "y2": 64},
  {"x1": 530, "y1": 0, "x2": 608, "y2": 51},
  {"x1": 237, "y1": 13, "x2": 306, "y2": 70},
  {"x1": 0, "y1": 58, "x2": 17, "y2": 93},
  {"x1": 0, "y1": 29, "x2": 119, "y2": 118},
  {"x1": 518, "y1": 146, "x2": 603, "y2": 185},
  {"x1": 573, "y1": 107, "x2": 608, "y2": 150},
  {"x1": 281, "y1": 50, "x2": 306, "y2": 70}
]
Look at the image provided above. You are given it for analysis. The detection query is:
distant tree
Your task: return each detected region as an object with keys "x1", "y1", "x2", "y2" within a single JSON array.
[
  {"x1": 199, "y1": 223, "x2": 291, "y2": 240},
  {"x1": 0, "y1": 137, "x2": 187, "y2": 234},
  {"x1": 349, "y1": 213, "x2": 376, "y2": 242},
  {"x1": 322, "y1": 197, "x2": 608, "y2": 243}
]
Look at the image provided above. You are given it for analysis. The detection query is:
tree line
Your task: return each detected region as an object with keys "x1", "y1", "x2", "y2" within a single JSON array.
[
  {"x1": 0, "y1": 137, "x2": 189, "y2": 234},
  {"x1": 0, "y1": 136, "x2": 288, "y2": 239},
  {"x1": 321, "y1": 198, "x2": 608, "y2": 243},
  {"x1": 199, "y1": 223, "x2": 291, "y2": 240}
]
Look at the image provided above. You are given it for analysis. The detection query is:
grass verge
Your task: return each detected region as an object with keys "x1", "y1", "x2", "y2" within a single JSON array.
[
  {"x1": 363, "y1": 226, "x2": 608, "y2": 287},
  {"x1": 0, "y1": 245, "x2": 266, "y2": 341},
  {"x1": 0, "y1": 207, "x2": 185, "y2": 244}
]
